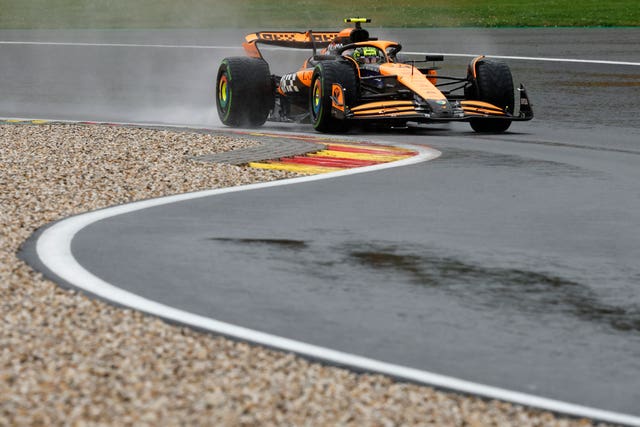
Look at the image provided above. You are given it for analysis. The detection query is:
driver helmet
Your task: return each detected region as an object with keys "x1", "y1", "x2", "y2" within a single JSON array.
[{"x1": 352, "y1": 46, "x2": 384, "y2": 64}]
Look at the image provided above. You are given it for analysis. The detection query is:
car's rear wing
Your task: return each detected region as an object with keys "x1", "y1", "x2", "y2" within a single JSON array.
[{"x1": 243, "y1": 31, "x2": 340, "y2": 59}]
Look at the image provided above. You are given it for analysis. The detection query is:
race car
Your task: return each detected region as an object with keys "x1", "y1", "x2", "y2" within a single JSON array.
[{"x1": 216, "y1": 18, "x2": 533, "y2": 133}]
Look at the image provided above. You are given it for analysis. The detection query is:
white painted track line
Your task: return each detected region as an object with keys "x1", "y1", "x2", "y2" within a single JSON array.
[
  {"x1": 0, "y1": 41, "x2": 239, "y2": 49},
  {"x1": 7, "y1": 33, "x2": 639, "y2": 423},
  {"x1": 30, "y1": 129, "x2": 640, "y2": 426},
  {"x1": 1, "y1": 40, "x2": 639, "y2": 66},
  {"x1": 406, "y1": 51, "x2": 640, "y2": 67}
]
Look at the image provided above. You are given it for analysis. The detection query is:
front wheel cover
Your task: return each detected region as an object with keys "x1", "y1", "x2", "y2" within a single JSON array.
[
  {"x1": 309, "y1": 62, "x2": 355, "y2": 133},
  {"x1": 467, "y1": 58, "x2": 515, "y2": 133}
]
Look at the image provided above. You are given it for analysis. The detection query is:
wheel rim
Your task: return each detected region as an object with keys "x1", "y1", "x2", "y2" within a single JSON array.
[
  {"x1": 311, "y1": 78, "x2": 322, "y2": 119},
  {"x1": 218, "y1": 74, "x2": 230, "y2": 110}
]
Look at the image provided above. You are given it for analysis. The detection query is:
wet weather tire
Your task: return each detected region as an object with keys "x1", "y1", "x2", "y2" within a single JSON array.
[
  {"x1": 310, "y1": 61, "x2": 357, "y2": 133},
  {"x1": 467, "y1": 58, "x2": 514, "y2": 133},
  {"x1": 216, "y1": 57, "x2": 273, "y2": 127}
]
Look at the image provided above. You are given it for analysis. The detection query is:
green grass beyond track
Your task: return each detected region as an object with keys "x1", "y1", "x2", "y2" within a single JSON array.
[{"x1": 1, "y1": 0, "x2": 638, "y2": 29}]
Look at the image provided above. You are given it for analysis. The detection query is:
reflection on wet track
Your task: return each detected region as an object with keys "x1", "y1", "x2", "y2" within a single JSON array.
[
  {"x1": 349, "y1": 243, "x2": 640, "y2": 334},
  {"x1": 8, "y1": 28, "x2": 640, "y2": 419},
  {"x1": 205, "y1": 235, "x2": 640, "y2": 334}
]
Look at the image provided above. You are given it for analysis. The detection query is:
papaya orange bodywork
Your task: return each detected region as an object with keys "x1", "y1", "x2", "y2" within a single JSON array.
[
  {"x1": 379, "y1": 63, "x2": 447, "y2": 102},
  {"x1": 242, "y1": 41, "x2": 262, "y2": 59},
  {"x1": 220, "y1": 20, "x2": 533, "y2": 131},
  {"x1": 461, "y1": 100, "x2": 506, "y2": 116},
  {"x1": 296, "y1": 70, "x2": 314, "y2": 87},
  {"x1": 351, "y1": 101, "x2": 414, "y2": 112},
  {"x1": 243, "y1": 31, "x2": 340, "y2": 59},
  {"x1": 331, "y1": 83, "x2": 345, "y2": 111},
  {"x1": 469, "y1": 55, "x2": 485, "y2": 79},
  {"x1": 426, "y1": 69, "x2": 438, "y2": 85},
  {"x1": 351, "y1": 101, "x2": 417, "y2": 118}
]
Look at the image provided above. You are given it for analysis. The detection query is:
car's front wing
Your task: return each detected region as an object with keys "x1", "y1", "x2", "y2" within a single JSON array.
[{"x1": 334, "y1": 84, "x2": 533, "y2": 124}]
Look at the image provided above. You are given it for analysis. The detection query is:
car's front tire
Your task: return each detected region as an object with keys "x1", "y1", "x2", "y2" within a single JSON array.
[
  {"x1": 310, "y1": 61, "x2": 357, "y2": 133},
  {"x1": 466, "y1": 58, "x2": 514, "y2": 133},
  {"x1": 216, "y1": 57, "x2": 273, "y2": 127}
]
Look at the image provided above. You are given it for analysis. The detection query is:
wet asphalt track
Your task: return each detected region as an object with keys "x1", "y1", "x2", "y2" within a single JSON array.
[{"x1": 6, "y1": 28, "x2": 640, "y2": 417}]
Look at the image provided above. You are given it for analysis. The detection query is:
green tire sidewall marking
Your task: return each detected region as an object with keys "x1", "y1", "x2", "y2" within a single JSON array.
[
  {"x1": 312, "y1": 66, "x2": 323, "y2": 126},
  {"x1": 312, "y1": 78, "x2": 322, "y2": 117},
  {"x1": 218, "y1": 75, "x2": 229, "y2": 109},
  {"x1": 220, "y1": 60, "x2": 232, "y2": 122}
]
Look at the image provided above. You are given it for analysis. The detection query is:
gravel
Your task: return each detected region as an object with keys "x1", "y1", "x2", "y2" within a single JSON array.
[{"x1": 1, "y1": 123, "x2": 605, "y2": 426}]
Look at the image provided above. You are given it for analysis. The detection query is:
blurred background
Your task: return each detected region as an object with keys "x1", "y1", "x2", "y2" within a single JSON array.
[{"x1": 1, "y1": 0, "x2": 639, "y2": 29}]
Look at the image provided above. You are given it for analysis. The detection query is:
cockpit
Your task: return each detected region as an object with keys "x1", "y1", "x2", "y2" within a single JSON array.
[
  {"x1": 337, "y1": 42, "x2": 403, "y2": 66},
  {"x1": 343, "y1": 45, "x2": 387, "y2": 65}
]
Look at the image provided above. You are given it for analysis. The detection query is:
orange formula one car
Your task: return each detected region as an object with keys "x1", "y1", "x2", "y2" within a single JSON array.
[{"x1": 216, "y1": 18, "x2": 533, "y2": 133}]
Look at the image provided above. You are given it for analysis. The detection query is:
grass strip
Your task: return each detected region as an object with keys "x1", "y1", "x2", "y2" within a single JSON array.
[{"x1": 1, "y1": 0, "x2": 639, "y2": 29}]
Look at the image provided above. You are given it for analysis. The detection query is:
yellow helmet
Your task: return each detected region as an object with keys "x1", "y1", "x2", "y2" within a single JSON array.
[{"x1": 352, "y1": 46, "x2": 384, "y2": 64}]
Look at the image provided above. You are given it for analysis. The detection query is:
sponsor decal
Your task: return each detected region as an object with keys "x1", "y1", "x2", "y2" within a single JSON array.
[
  {"x1": 327, "y1": 42, "x2": 344, "y2": 52},
  {"x1": 257, "y1": 32, "x2": 336, "y2": 43},
  {"x1": 312, "y1": 33, "x2": 337, "y2": 42},
  {"x1": 258, "y1": 33, "x2": 296, "y2": 42},
  {"x1": 299, "y1": 71, "x2": 313, "y2": 85},
  {"x1": 280, "y1": 74, "x2": 300, "y2": 94}
]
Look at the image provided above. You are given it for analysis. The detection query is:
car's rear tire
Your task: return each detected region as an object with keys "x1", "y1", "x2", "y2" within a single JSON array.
[
  {"x1": 216, "y1": 57, "x2": 273, "y2": 127},
  {"x1": 310, "y1": 61, "x2": 357, "y2": 133},
  {"x1": 466, "y1": 58, "x2": 514, "y2": 133}
]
